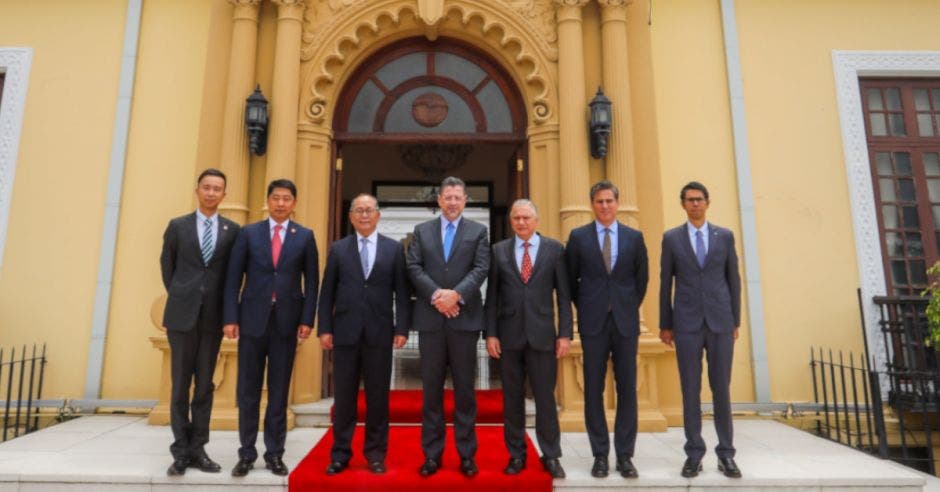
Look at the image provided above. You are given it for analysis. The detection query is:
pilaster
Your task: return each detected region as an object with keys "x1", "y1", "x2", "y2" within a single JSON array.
[{"x1": 265, "y1": 0, "x2": 306, "y2": 184}]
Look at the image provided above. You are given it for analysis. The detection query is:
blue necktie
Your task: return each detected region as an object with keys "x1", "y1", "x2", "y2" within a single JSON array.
[
  {"x1": 360, "y1": 238, "x2": 370, "y2": 277},
  {"x1": 443, "y1": 222, "x2": 455, "y2": 262},
  {"x1": 695, "y1": 230, "x2": 706, "y2": 268}
]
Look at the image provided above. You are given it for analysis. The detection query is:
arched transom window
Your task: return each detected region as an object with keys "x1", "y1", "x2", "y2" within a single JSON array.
[{"x1": 335, "y1": 40, "x2": 525, "y2": 139}]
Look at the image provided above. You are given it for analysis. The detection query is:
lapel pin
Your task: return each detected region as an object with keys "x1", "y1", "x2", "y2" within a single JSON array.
[
  {"x1": 223, "y1": 225, "x2": 229, "y2": 231},
  {"x1": 291, "y1": 228, "x2": 297, "y2": 234}
]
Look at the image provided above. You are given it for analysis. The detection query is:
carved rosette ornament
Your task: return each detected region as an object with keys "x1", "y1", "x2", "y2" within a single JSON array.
[{"x1": 412, "y1": 93, "x2": 449, "y2": 127}]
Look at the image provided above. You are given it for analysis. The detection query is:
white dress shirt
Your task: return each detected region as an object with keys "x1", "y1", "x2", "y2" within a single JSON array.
[{"x1": 269, "y1": 217, "x2": 288, "y2": 242}]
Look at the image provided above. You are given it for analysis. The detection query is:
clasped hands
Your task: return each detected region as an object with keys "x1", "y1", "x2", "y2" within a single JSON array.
[{"x1": 431, "y1": 289, "x2": 461, "y2": 318}]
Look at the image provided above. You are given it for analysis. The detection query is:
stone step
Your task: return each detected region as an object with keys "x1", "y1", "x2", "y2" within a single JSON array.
[{"x1": 292, "y1": 397, "x2": 536, "y2": 427}]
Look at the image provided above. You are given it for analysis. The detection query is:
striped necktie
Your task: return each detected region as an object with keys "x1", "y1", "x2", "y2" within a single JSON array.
[{"x1": 201, "y1": 218, "x2": 214, "y2": 265}]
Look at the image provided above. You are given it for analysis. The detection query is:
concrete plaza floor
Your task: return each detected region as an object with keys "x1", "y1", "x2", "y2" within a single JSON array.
[{"x1": 0, "y1": 415, "x2": 934, "y2": 491}]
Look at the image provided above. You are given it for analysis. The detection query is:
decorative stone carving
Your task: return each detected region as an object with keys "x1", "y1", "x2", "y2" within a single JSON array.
[
  {"x1": 300, "y1": 0, "x2": 557, "y2": 127},
  {"x1": 227, "y1": 0, "x2": 261, "y2": 5},
  {"x1": 508, "y1": 0, "x2": 557, "y2": 46},
  {"x1": 399, "y1": 144, "x2": 472, "y2": 179},
  {"x1": 412, "y1": 93, "x2": 449, "y2": 127},
  {"x1": 551, "y1": 0, "x2": 589, "y2": 6}
]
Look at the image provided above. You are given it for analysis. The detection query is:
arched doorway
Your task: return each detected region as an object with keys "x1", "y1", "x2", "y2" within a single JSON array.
[{"x1": 324, "y1": 37, "x2": 529, "y2": 395}]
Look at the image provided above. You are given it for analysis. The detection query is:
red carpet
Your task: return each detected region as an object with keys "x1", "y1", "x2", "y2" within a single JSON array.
[
  {"x1": 331, "y1": 389, "x2": 504, "y2": 424},
  {"x1": 288, "y1": 425, "x2": 552, "y2": 491}
]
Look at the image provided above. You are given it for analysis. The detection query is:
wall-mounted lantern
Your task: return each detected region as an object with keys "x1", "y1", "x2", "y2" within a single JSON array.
[
  {"x1": 589, "y1": 87, "x2": 612, "y2": 159},
  {"x1": 245, "y1": 85, "x2": 269, "y2": 156}
]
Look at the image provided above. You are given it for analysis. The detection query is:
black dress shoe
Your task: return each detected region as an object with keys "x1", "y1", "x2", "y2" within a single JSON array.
[
  {"x1": 718, "y1": 457, "x2": 742, "y2": 478},
  {"x1": 368, "y1": 461, "x2": 386, "y2": 474},
  {"x1": 681, "y1": 458, "x2": 702, "y2": 478},
  {"x1": 325, "y1": 460, "x2": 348, "y2": 475},
  {"x1": 460, "y1": 458, "x2": 478, "y2": 477},
  {"x1": 615, "y1": 457, "x2": 638, "y2": 478},
  {"x1": 590, "y1": 456, "x2": 609, "y2": 478},
  {"x1": 419, "y1": 458, "x2": 440, "y2": 477},
  {"x1": 504, "y1": 457, "x2": 525, "y2": 475},
  {"x1": 541, "y1": 457, "x2": 566, "y2": 479},
  {"x1": 265, "y1": 456, "x2": 289, "y2": 476},
  {"x1": 231, "y1": 459, "x2": 253, "y2": 477},
  {"x1": 166, "y1": 457, "x2": 189, "y2": 476},
  {"x1": 190, "y1": 454, "x2": 221, "y2": 473}
]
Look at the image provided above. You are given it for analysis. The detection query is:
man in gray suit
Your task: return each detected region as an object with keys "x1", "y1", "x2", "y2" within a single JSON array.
[
  {"x1": 659, "y1": 181, "x2": 742, "y2": 478},
  {"x1": 406, "y1": 176, "x2": 490, "y2": 477},
  {"x1": 485, "y1": 199, "x2": 571, "y2": 479},
  {"x1": 160, "y1": 168, "x2": 240, "y2": 476}
]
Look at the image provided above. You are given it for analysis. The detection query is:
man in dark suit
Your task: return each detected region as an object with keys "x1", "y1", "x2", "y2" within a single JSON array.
[
  {"x1": 160, "y1": 168, "x2": 240, "y2": 476},
  {"x1": 485, "y1": 199, "x2": 571, "y2": 479},
  {"x1": 406, "y1": 176, "x2": 490, "y2": 477},
  {"x1": 566, "y1": 180, "x2": 648, "y2": 479},
  {"x1": 317, "y1": 193, "x2": 411, "y2": 475},
  {"x1": 659, "y1": 181, "x2": 742, "y2": 478},
  {"x1": 223, "y1": 179, "x2": 319, "y2": 477}
]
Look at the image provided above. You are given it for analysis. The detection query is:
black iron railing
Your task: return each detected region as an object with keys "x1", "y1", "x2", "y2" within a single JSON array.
[
  {"x1": 809, "y1": 347, "x2": 888, "y2": 458},
  {"x1": 0, "y1": 344, "x2": 47, "y2": 442}
]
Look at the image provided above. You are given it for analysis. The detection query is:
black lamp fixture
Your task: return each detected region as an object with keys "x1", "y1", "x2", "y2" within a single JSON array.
[
  {"x1": 245, "y1": 85, "x2": 269, "y2": 156},
  {"x1": 589, "y1": 86, "x2": 612, "y2": 159}
]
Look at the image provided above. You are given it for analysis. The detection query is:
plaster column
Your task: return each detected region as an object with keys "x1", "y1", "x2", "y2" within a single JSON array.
[
  {"x1": 598, "y1": 0, "x2": 639, "y2": 227},
  {"x1": 554, "y1": 0, "x2": 593, "y2": 238},
  {"x1": 218, "y1": 0, "x2": 261, "y2": 225},
  {"x1": 291, "y1": 125, "x2": 333, "y2": 403},
  {"x1": 265, "y1": 0, "x2": 305, "y2": 184}
]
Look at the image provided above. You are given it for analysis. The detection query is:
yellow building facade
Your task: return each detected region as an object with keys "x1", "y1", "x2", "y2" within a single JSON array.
[{"x1": 1, "y1": 0, "x2": 939, "y2": 430}]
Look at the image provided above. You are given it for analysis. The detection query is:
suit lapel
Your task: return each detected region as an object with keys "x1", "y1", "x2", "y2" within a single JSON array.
[
  {"x1": 589, "y1": 224, "x2": 610, "y2": 275},
  {"x1": 185, "y1": 213, "x2": 203, "y2": 262},
  {"x1": 703, "y1": 227, "x2": 721, "y2": 267},
  {"x1": 678, "y1": 225, "x2": 700, "y2": 270},
  {"x1": 430, "y1": 218, "x2": 445, "y2": 262},
  {"x1": 259, "y1": 220, "x2": 275, "y2": 269},
  {"x1": 350, "y1": 234, "x2": 366, "y2": 281},
  {"x1": 504, "y1": 239, "x2": 522, "y2": 281}
]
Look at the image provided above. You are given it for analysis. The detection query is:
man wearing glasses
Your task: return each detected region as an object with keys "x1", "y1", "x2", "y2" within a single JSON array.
[{"x1": 318, "y1": 193, "x2": 411, "y2": 475}]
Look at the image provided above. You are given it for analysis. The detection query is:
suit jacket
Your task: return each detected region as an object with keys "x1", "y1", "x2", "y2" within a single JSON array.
[
  {"x1": 566, "y1": 221, "x2": 649, "y2": 338},
  {"x1": 317, "y1": 233, "x2": 412, "y2": 347},
  {"x1": 160, "y1": 212, "x2": 240, "y2": 332},
  {"x1": 659, "y1": 223, "x2": 741, "y2": 334},
  {"x1": 223, "y1": 219, "x2": 319, "y2": 338},
  {"x1": 406, "y1": 217, "x2": 490, "y2": 332},
  {"x1": 484, "y1": 234, "x2": 573, "y2": 352}
]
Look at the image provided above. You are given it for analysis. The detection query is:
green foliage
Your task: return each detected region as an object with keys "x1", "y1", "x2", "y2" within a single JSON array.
[{"x1": 924, "y1": 261, "x2": 940, "y2": 350}]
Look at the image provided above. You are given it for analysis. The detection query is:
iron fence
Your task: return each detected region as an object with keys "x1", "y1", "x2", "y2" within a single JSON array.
[{"x1": 0, "y1": 344, "x2": 47, "y2": 442}]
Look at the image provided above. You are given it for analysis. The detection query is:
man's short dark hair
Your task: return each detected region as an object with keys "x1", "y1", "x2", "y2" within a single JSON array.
[
  {"x1": 680, "y1": 181, "x2": 709, "y2": 202},
  {"x1": 589, "y1": 180, "x2": 619, "y2": 201},
  {"x1": 267, "y1": 179, "x2": 297, "y2": 199},
  {"x1": 197, "y1": 168, "x2": 227, "y2": 188},
  {"x1": 439, "y1": 176, "x2": 467, "y2": 195}
]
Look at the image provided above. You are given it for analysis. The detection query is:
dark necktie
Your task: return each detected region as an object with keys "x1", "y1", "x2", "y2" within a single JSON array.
[
  {"x1": 695, "y1": 229, "x2": 706, "y2": 268},
  {"x1": 602, "y1": 228, "x2": 612, "y2": 274}
]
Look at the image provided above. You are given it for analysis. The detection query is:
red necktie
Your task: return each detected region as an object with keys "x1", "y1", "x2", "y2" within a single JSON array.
[
  {"x1": 272, "y1": 224, "x2": 283, "y2": 266},
  {"x1": 520, "y1": 242, "x2": 532, "y2": 284},
  {"x1": 272, "y1": 225, "x2": 283, "y2": 303}
]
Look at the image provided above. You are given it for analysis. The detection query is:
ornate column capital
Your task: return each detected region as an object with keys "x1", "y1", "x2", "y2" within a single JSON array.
[
  {"x1": 597, "y1": 0, "x2": 634, "y2": 7},
  {"x1": 227, "y1": 0, "x2": 261, "y2": 5},
  {"x1": 553, "y1": 0, "x2": 590, "y2": 7},
  {"x1": 228, "y1": 0, "x2": 261, "y2": 21},
  {"x1": 271, "y1": 0, "x2": 306, "y2": 20}
]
